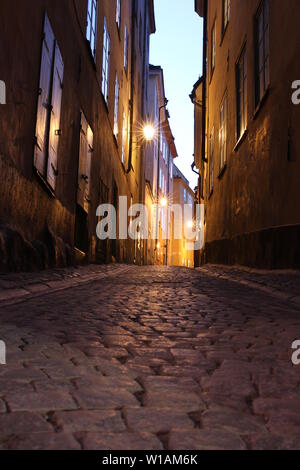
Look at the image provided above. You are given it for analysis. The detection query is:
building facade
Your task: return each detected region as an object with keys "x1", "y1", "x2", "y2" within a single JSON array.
[
  {"x1": 0, "y1": 0, "x2": 155, "y2": 271},
  {"x1": 144, "y1": 65, "x2": 177, "y2": 266},
  {"x1": 193, "y1": 0, "x2": 300, "y2": 268}
]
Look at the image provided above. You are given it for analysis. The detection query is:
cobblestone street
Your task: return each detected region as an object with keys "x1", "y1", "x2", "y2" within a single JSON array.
[{"x1": 0, "y1": 265, "x2": 300, "y2": 450}]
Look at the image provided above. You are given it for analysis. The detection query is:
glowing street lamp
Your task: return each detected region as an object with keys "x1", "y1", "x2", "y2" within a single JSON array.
[
  {"x1": 143, "y1": 124, "x2": 155, "y2": 142},
  {"x1": 160, "y1": 196, "x2": 168, "y2": 208}
]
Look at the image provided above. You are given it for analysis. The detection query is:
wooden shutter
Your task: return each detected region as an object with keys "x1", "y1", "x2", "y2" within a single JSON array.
[
  {"x1": 85, "y1": 124, "x2": 93, "y2": 213},
  {"x1": 34, "y1": 14, "x2": 55, "y2": 175},
  {"x1": 47, "y1": 43, "x2": 64, "y2": 190},
  {"x1": 77, "y1": 113, "x2": 93, "y2": 213}
]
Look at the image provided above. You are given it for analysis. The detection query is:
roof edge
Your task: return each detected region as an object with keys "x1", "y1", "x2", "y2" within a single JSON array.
[{"x1": 148, "y1": 0, "x2": 156, "y2": 34}]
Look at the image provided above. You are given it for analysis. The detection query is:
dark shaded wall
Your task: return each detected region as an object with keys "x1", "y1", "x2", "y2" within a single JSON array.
[{"x1": 0, "y1": 0, "x2": 154, "y2": 270}]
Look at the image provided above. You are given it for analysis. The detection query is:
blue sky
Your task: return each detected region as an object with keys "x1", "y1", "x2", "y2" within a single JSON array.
[{"x1": 150, "y1": 0, "x2": 203, "y2": 189}]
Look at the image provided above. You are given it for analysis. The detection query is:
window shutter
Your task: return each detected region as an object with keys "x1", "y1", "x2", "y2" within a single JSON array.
[
  {"x1": 77, "y1": 114, "x2": 88, "y2": 210},
  {"x1": 77, "y1": 114, "x2": 93, "y2": 213},
  {"x1": 85, "y1": 125, "x2": 94, "y2": 213},
  {"x1": 34, "y1": 14, "x2": 55, "y2": 175},
  {"x1": 47, "y1": 42, "x2": 64, "y2": 190}
]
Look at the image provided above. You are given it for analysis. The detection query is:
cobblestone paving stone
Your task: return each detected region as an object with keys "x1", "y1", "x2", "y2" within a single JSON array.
[{"x1": 0, "y1": 264, "x2": 299, "y2": 450}]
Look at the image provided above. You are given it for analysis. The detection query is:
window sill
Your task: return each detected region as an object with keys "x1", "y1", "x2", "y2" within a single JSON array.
[
  {"x1": 34, "y1": 168, "x2": 56, "y2": 198},
  {"x1": 234, "y1": 128, "x2": 248, "y2": 152},
  {"x1": 218, "y1": 163, "x2": 227, "y2": 180},
  {"x1": 253, "y1": 85, "x2": 270, "y2": 120}
]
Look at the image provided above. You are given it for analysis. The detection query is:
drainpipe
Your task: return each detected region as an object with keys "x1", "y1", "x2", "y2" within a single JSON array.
[
  {"x1": 127, "y1": 0, "x2": 136, "y2": 174},
  {"x1": 201, "y1": 0, "x2": 208, "y2": 164}
]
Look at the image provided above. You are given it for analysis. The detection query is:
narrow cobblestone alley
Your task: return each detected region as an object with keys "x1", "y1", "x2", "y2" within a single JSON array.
[{"x1": 0, "y1": 265, "x2": 300, "y2": 450}]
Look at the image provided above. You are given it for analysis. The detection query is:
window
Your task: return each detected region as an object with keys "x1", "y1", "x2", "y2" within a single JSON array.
[
  {"x1": 184, "y1": 188, "x2": 187, "y2": 203},
  {"x1": 101, "y1": 18, "x2": 110, "y2": 104},
  {"x1": 236, "y1": 46, "x2": 247, "y2": 139},
  {"x1": 114, "y1": 75, "x2": 119, "y2": 138},
  {"x1": 160, "y1": 133, "x2": 163, "y2": 154},
  {"x1": 77, "y1": 113, "x2": 94, "y2": 214},
  {"x1": 170, "y1": 161, "x2": 173, "y2": 179},
  {"x1": 255, "y1": 0, "x2": 270, "y2": 106},
  {"x1": 122, "y1": 112, "x2": 128, "y2": 164},
  {"x1": 211, "y1": 22, "x2": 216, "y2": 77},
  {"x1": 116, "y1": 0, "x2": 121, "y2": 30},
  {"x1": 219, "y1": 93, "x2": 227, "y2": 172},
  {"x1": 165, "y1": 143, "x2": 169, "y2": 164},
  {"x1": 124, "y1": 25, "x2": 129, "y2": 73},
  {"x1": 86, "y1": 0, "x2": 98, "y2": 59},
  {"x1": 209, "y1": 128, "x2": 214, "y2": 194},
  {"x1": 34, "y1": 14, "x2": 64, "y2": 192},
  {"x1": 222, "y1": 0, "x2": 230, "y2": 34}
]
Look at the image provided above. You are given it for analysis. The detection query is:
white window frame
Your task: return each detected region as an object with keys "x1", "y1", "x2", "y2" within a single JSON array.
[
  {"x1": 124, "y1": 25, "x2": 129, "y2": 73},
  {"x1": 236, "y1": 46, "x2": 247, "y2": 139},
  {"x1": 122, "y1": 111, "x2": 127, "y2": 164},
  {"x1": 255, "y1": 0, "x2": 270, "y2": 106},
  {"x1": 116, "y1": 0, "x2": 121, "y2": 30},
  {"x1": 114, "y1": 75, "x2": 119, "y2": 138},
  {"x1": 211, "y1": 21, "x2": 216, "y2": 77},
  {"x1": 86, "y1": 0, "x2": 98, "y2": 59},
  {"x1": 219, "y1": 93, "x2": 228, "y2": 172},
  {"x1": 222, "y1": 0, "x2": 231, "y2": 34},
  {"x1": 101, "y1": 17, "x2": 110, "y2": 104}
]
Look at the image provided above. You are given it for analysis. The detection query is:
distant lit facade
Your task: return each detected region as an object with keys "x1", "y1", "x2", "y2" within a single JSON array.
[
  {"x1": 144, "y1": 65, "x2": 177, "y2": 266},
  {"x1": 171, "y1": 165, "x2": 195, "y2": 268}
]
